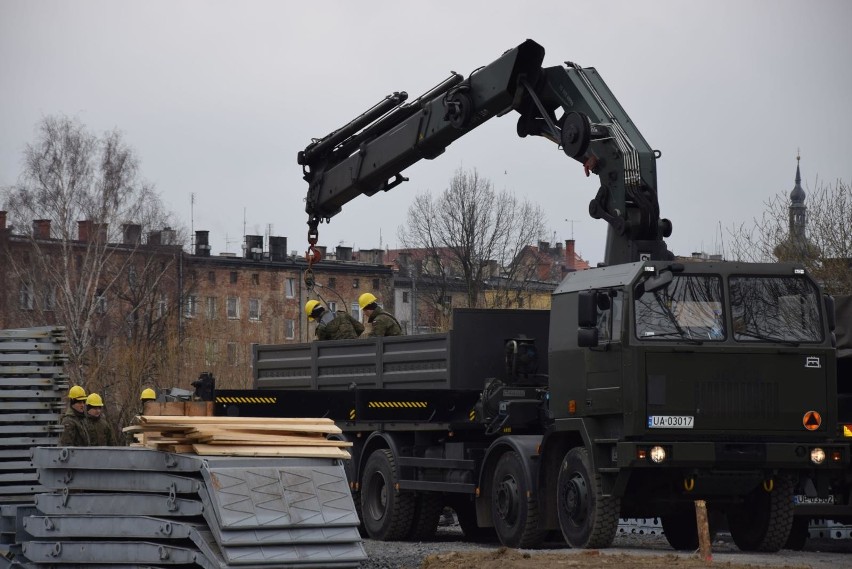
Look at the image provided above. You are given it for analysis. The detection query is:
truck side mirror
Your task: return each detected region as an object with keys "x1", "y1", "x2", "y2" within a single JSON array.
[
  {"x1": 642, "y1": 271, "x2": 673, "y2": 294},
  {"x1": 578, "y1": 291, "x2": 598, "y2": 328},
  {"x1": 578, "y1": 327, "x2": 599, "y2": 347},
  {"x1": 824, "y1": 295, "x2": 836, "y2": 332}
]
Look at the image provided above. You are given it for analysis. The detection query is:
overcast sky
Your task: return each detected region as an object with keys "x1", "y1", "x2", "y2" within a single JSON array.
[{"x1": 1, "y1": 0, "x2": 850, "y2": 266}]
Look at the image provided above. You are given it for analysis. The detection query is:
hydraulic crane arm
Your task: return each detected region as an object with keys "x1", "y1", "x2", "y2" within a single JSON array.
[{"x1": 298, "y1": 39, "x2": 672, "y2": 266}]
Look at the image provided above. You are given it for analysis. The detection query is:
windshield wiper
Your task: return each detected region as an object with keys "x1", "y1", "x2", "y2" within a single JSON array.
[
  {"x1": 734, "y1": 331, "x2": 800, "y2": 346},
  {"x1": 641, "y1": 331, "x2": 704, "y2": 345}
]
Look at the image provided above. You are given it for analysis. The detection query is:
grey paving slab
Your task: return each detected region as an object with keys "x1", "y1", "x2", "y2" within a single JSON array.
[
  {"x1": 34, "y1": 492, "x2": 204, "y2": 517},
  {"x1": 22, "y1": 515, "x2": 196, "y2": 540},
  {"x1": 37, "y1": 468, "x2": 202, "y2": 494},
  {"x1": 32, "y1": 447, "x2": 204, "y2": 472},
  {"x1": 21, "y1": 540, "x2": 203, "y2": 564}
]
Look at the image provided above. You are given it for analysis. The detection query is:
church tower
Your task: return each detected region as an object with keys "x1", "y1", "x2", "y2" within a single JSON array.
[{"x1": 789, "y1": 152, "x2": 807, "y2": 243}]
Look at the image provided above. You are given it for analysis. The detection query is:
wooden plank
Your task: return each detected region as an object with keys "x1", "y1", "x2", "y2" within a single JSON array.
[
  {"x1": 184, "y1": 402, "x2": 213, "y2": 416},
  {"x1": 136, "y1": 422, "x2": 341, "y2": 435},
  {"x1": 198, "y1": 433, "x2": 352, "y2": 447},
  {"x1": 140, "y1": 415, "x2": 335, "y2": 425},
  {"x1": 192, "y1": 444, "x2": 350, "y2": 459},
  {"x1": 141, "y1": 402, "x2": 188, "y2": 416}
]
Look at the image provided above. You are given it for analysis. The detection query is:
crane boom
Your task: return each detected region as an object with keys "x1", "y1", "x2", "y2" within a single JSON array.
[{"x1": 298, "y1": 39, "x2": 672, "y2": 266}]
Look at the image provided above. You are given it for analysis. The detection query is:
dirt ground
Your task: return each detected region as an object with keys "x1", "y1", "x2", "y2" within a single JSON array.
[{"x1": 421, "y1": 547, "x2": 808, "y2": 569}]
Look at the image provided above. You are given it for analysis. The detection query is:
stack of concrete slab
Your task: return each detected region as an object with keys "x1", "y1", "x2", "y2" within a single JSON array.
[
  {"x1": 10, "y1": 446, "x2": 366, "y2": 568},
  {"x1": 0, "y1": 326, "x2": 67, "y2": 505}
]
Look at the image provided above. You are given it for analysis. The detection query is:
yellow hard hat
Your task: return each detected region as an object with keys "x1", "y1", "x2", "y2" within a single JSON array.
[
  {"x1": 140, "y1": 388, "x2": 157, "y2": 401},
  {"x1": 305, "y1": 299, "x2": 323, "y2": 320},
  {"x1": 358, "y1": 292, "x2": 378, "y2": 310},
  {"x1": 69, "y1": 385, "x2": 87, "y2": 401},
  {"x1": 85, "y1": 393, "x2": 104, "y2": 407}
]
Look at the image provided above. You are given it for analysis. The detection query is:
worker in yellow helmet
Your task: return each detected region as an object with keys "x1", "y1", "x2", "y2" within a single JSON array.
[
  {"x1": 305, "y1": 299, "x2": 364, "y2": 340},
  {"x1": 83, "y1": 393, "x2": 117, "y2": 446},
  {"x1": 358, "y1": 292, "x2": 402, "y2": 337},
  {"x1": 60, "y1": 385, "x2": 90, "y2": 446}
]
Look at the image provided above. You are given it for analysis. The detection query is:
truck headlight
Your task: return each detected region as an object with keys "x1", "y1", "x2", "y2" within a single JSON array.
[
  {"x1": 810, "y1": 448, "x2": 826, "y2": 465},
  {"x1": 650, "y1": 446, "x2": 667, "y2": 463}
]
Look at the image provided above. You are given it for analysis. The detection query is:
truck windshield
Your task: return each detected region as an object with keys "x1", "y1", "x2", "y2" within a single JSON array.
[
  {"x1": 729, "y1": 276, "x2": 822, "y2": 343},
  {"x1": 634, "y1": 275, "x2": 724, "y2": 342}
]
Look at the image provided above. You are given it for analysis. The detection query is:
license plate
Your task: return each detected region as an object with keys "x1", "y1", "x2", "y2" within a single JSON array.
[
  {"x1": 648, "y1": 415, "x2": 694, "y2": 428},
  {"x1": 794, "y1": 494, "x2": 835, "y2": 505}
]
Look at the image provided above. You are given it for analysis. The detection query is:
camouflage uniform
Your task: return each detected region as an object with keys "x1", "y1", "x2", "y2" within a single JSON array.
[
  {"x1": 59, "y1": 407, "x2": 90, "y2": 446},
  {"x1": 84, "y1": 415, "x2": 118, "y2": 446},
  {"x1": 316, "y1": 311, "x2": 365, "y2": 341},
  {"x1": 367, "y1": 307, "x2": 402, "y2": 337}
]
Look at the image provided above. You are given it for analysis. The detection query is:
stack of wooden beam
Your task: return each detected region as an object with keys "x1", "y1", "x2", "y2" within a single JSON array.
[{"x1": 123, "y1": 415, "x2": 351, "y2": 459}]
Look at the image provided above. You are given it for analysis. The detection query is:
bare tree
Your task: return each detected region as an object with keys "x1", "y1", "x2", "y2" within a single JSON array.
[
  {"x1": 398, "y1": 168, "x2": 545, "y2": 325},
  {"x1": 1, "y1": 115, "x2": 186, "y2": 419},
  {"x1": 728, "y1": 178, "x2": 851, "y2": 295}
]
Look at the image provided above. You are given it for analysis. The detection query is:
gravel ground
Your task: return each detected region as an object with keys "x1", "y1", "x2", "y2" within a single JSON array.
[{"x1": 359, "y1": 523, "x2": 852, "y2": 569}]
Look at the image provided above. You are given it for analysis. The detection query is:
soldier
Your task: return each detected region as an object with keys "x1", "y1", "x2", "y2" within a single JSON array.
[
  {"x1": 358, "y1": 293, "x2": 402, "y2": 337},
  {"x1": 83, "y1": 393, "x2": 117, "y2": 446},
  {"x1": 59, "y1": 385, "x2": 90, "y2": 446},
  {"x1": 305, "y1": 299, "x2": 364, "y2": 340}
]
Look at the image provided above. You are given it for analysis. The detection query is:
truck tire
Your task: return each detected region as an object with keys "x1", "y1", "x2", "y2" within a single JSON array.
[
  {"x1": 557, "y1": 447, "x2": 619, "y2": 549},
  {"x1": 784, "y1": 516, "x2": 810, "y2": 551},
  {"x1": 728, "y1": 477, "x2": 794, "y2": 552},
  {"x1": 451, "y1": 497, "x2": 498, "y2": 543},
  {"x1": 361, "y1": 449, "x2": 415, "y2": 541},
  {"x1": 491, "y1": 451, "x2": 546, "y2": 548},
  {"x1": 662, "y1": 505, "x2": 719, "y2": 551},
  {"x1": 406, "y1": 493, "x2": 442, "y2": 541}
]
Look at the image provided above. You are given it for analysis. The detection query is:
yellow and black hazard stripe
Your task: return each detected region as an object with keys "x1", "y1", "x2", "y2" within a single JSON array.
[
  {"x1": 367, "y1": 401, "x2": 427, "y2": 409},
  {"x1": 215, "y1": 396, "x2": 277, "y2": 404},
  {"x1": 349, "y1": 408, "x2": 356, "y2": 421},
  {"x1": 469, "y1": 409, "x2": 477, "y2": 422}
]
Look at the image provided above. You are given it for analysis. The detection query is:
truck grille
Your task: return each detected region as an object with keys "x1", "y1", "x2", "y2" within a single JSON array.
[{"x1": 696, "y1": 380, "x2": 779, "y2": 420}]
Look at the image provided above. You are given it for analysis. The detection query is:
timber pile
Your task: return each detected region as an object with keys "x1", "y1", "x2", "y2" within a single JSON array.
[{"x1": 123, "y1": 415, "x2": 351, "y2": 459}]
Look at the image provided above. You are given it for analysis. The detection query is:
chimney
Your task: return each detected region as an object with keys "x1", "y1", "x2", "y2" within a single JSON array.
[
  {"x1": 244, "y1": 235, "x2": 263, "y2": 260},
  {"x1": 78, "y1": 220, "x2": 93, "y2": 241},
  {"x1": 336, "y1": 245, "x2": 353, "y2": 261},
  {"x1": 195, "y1": 230, "x2": 211, "y2": 257},
  {"x1": 32, "y1": 219, "x2": 51, "y2": 239},
  {"x1": 0, "y1": 211, "x2": 6, "y2": 231},
  {"x1": 565, "y1": 239, "x2": 576, "y2": 270},
  {"x1": 122, "y1": 223, "x2": 142, "y2": 245},
  {"x1": 269, "y1": 236, "x2": 287, "y2": 261},
  {"x1": 147, "y1": 230, "x2": 161, "y2": 245},
  {"x1": 538, "y1": 240, "x2": 550, "y2": 253}
]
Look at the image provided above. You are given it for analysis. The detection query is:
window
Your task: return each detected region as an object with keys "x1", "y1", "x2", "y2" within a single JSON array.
[
  {"x1": 353, "y1": 278, "x2": 360, "y2": 289},
  {"x1": 128, "y1": 266, "x2": 137, "y2": 287},
  {"x1": 285, "y1": 319, "x2": 295, "y2": 339},
  {"x1": 185, "y1": 295, "x2": 198, "y2": 318},
  {"x1": 328, "y1": 301, "x2": 337, "y2": 313},
  {"x1": 634, "y1": 275, "x2": 723, "y2": 342},
  {"x1": 251, "y1": 273, "x2": 260, "y2": 286},
  {"x1": 285, "y1": 278, "x2": 295, "y2": 298},
  {"x1": 43, "y1": 288, "x2": 56, "y2": 312},
  {"x1": 596, "y1": 291, "x2": 622, "y2": 343},
  {"x1": 204, "y1": 340, "x2": 217, "y2": 366},
  {"x1": 230, "y1": 271, "x2": 238, "y2": 284},
  {"x1": 206, "y1": 297, "x2": 217, "y2": 320},
  {"x1": 94, "y1": 289, "x2": 107, "y2": 314},
  {"x1": 402, "y1": 291, "x2": 410, "y2": 303},
  {"x1": 518, "y1": 296, "x2": 524, "y2": 309},
  {"x1": 208, "y1": 271, "x2": 216, "y2": 284},
  {"x1": 351, "y1": 302, "x2": 361, "y2": 322},
  {"x1": 227, "y1": 342, "x2": 238, "y2": 366},
  {"x1": 442, "y1": 295, "x2": 452, "y2": 307},
  {"x1": 729, "y1": 276, "x2": 822, "y2": 343},
  {"x1": 328, "y1": 277, "x2": 336, "y2": 289},
  {"x1": 249, "y1": 298, "x2": 260, "y2": 321},
  {"x1": 188, "y1": 270, "x2": 197, "y2": 282},
  {"x1": 226, "y1": 297, "x2": 240, "y2": 319},
  {"x1": 19, "y1": 282, "x2": 34, "y2": 310},
  {"x1": 373, "y1": 278, "x2": 380, "y2": 289},
  {"x1": 157, "y1": 295, "x2": 168, "y2": 318}
]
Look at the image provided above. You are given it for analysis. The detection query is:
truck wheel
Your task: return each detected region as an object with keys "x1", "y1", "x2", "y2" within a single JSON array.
[
  {"x1": 557, "y1": 447, "x2": 619, "y2": 549},
  {"x1": 661, "y1": 505, "x2": 719, "y2": 551},
  {"x1": 451, "y1": 497, "x2": 498, "y2": 543},
  {"x1": 491, "y1": 451, "x2": 546, "y2": 548},
  {"x1": 728, "y1": 477, "x2": 794, "y2": 552},
  {"x1": 361, "y1": 449, "x2": 414, "y2": 541},
  {"x1": 785, "y1": 516, "x2": 809, "y2": 550},
  {"x1": 406, "y1": 493, "x2": 442, "y2": 541}
]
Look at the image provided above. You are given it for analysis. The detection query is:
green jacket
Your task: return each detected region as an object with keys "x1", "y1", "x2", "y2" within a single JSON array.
[
  {"x1": 84, "y1": 415, "x2": 118, "y2": 446},
  {"x1": 316, "y1": 311, "x2": 365, "y2": 340},
  {"x1": 368, "y1": 307, "x2": 402, "y2": 337},
  {"x1": 59, "y1": 407, "x2": 90, "y2": 446}
]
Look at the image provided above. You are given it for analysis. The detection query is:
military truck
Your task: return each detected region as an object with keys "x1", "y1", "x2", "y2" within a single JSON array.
[{"x1": 215, "y1": 40, "x2": 847, "y2": 552}]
